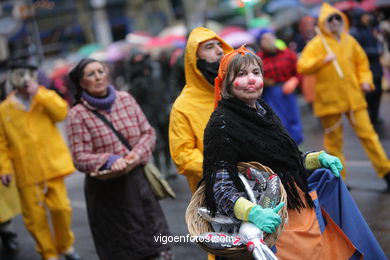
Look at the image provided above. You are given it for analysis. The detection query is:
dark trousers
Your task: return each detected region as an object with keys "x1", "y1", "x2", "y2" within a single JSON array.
[{"x1": 366, "y1": 77, "x2": 382, "y2": 124}]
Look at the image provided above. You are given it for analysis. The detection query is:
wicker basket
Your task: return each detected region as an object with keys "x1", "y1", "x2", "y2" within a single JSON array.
[
  {"x1": 90, "y1": 169, "x2": 129, "y2": 180},
  {"x1": 185, "y1": 162, "x2": 288, "y2": 259}
]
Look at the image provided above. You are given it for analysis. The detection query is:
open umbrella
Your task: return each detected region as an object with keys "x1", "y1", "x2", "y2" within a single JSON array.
[
  {"x1": 333, "y1": 1, "x2": 360, "y2": 11},
  {"x1": 126, "y1": 31, "x2": 152, "y2": 45},
  {"x1": 76, "y1": 43, "x2": 103, "y2": 58},
  {"x1": 376, "y1": 0, "x2": 390, "y2": 8},
  {"x1": 89, "y1": 50, "x2": 107, "y2": 61},
  {"x1": 272, "y1": 7, "x2": 306, "y2": 29},
  {"x1": 360, "y1": 0, "x2": 380, "y2": 11},
  {"x1": 205, "y1": 20, "x2": 224, "y2": 34},
  {"x1": 158, "y1": 23, "x2": 187, "y2": 37},
  {"x1": 105, "y1": 40, "x2": 132, "y2": 62},
  {"x1": 223, "y1": 31, "x2": 255, "y2": 48},
  {"x1": 219, "y1": 26, "x2": 245, "y2": 38},
  {"x1": 248, "y1": 16, "x2": 272, "y2": 28},
  {"x1": 264, "y1": 0, "x2": 301, "y2": 13},
  {"x1": 144, "y1": 35, "x2": 186, "y2": 49}
]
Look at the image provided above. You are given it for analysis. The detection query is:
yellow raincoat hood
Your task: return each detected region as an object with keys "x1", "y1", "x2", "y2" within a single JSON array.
[
  {"x1": 297, "y1": 3, "x2": 373, "y2": 117},
  {"x1": 184, "y1": 27, "x2": 233, "y2": 95},
  {"x1": 169, "y1": 27, "x2": 233, "y2": 192},
  {"x1": 318, "y1": 2, "x2": 349, "y2": 37}
]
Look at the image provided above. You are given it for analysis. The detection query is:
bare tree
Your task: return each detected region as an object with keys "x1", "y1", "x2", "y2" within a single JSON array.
[{"x1": 75, "y1": 0, "x2": 95, "y2": 43}]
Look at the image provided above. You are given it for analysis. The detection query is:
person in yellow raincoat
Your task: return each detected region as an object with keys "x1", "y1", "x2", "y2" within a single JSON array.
[
  {"x1": 168, "y1": 27, "x2": 233, "y2": 260},
  {"x1": 0, "y1": 177, "x2": 21, "y2": 254},
  {"x1": 297, "y1": 2, "x2": 390, "y2": 190},
  {"x1": 0, "y1": 59, "x2": 81, "y2": 260},
  {"x1": 169, "y1": 27, "x2": 233, "y2": 193}
]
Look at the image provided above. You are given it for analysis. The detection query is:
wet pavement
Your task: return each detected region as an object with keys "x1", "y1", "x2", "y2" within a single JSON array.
[{"x1": 1, "y1": 92, "x2": 390, "y2": 260}]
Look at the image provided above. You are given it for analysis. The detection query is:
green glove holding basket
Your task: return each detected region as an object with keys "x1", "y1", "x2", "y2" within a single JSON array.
[{"x1": 234, "y1": 197, "x2": 284, "y2": 233}]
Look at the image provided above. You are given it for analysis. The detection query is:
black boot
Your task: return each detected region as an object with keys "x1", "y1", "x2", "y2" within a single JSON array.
[
  {"x1": 384, "y1": 173, "x2": 390, "y2": 192},
  {"x1": 1, "y1": 232, "x2": 19, "y2": 253},
  {"x1": 62, "y1": 250, "x2": 82, "y2": 260}
]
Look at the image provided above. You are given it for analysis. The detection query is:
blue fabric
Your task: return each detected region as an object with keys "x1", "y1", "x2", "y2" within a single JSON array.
[
  {"x1": 312, "y1": 195, "x2": 326, "y2": 233},
  {"x1": 257, "y1": 28, "x2": 275, "y2": 41},
  {"x1": 100, "y1": 155, "x2": 121, "y2": 170},
  {"x1": 262, "y1": 84, "x2": 303, "y2": 144},
  {"x1": 308, "y1": 169, "x2": 387, "y2": 260}
]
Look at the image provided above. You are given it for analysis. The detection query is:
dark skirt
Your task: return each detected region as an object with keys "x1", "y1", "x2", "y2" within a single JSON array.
[{"x1": 84, "y1": 166, "x2": 170, "y2": 260}]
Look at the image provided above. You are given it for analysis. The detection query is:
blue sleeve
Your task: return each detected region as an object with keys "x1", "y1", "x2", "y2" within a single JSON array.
[{"x1": 214, "y1": 169, "x2": 247, "y2": 219}]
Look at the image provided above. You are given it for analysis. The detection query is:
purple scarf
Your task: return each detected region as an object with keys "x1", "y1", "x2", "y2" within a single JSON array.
[{"x1": 82, "y1": 85, "x2": 116, "y2": 112}]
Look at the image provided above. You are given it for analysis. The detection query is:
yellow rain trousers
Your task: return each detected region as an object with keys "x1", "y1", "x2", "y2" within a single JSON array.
[
  {"x1": 320, "y1": 109, "x2": 390, "y2": 178},
  {"x1": 169, "y1": 27, "x2": 233, "y2": 193},
  {"x1": 297, "y1": 3, "x2": 390, "y2": 178},
  {"x1": 0, "y1": 87, "x2": 76, "y2": 259},
  {"x1": 18, "y1": 178, "x2": 74, "y2": 259},
  {"x1": 0, "y1": 175, "x2": 21, "y2": 223}
]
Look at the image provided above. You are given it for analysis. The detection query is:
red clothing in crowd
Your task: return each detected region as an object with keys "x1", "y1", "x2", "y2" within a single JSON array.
[{"x1": 257, "y1": 48, "x2": 298, "y2": 83}]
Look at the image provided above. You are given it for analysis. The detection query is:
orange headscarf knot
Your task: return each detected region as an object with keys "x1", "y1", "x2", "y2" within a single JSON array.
[{"x1": 214, "y1": 45, "x2": 252, "y2": 109}]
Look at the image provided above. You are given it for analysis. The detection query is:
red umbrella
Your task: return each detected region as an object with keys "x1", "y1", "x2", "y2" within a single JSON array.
[
  {"x1": 219, "y1": 26, "x2": 245, "y2": 38},
  {"x1": 50, "y1": 65, "x2": 70, "y2": 80},
  {"x1": 360, "y1": 0, "x2": 377, "y2": 11},
  {"x1": 333, "y1": 1, "x2": 360, "y2": 11},
  {"x1": 299, "y1": 0, "x2": 322, "y2": 4},
  {"x1": 144, "y1": 35, "x2": 186, "y2": 49}
]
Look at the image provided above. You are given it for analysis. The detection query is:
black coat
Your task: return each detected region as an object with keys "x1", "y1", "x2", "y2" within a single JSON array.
[
  {"x1": 85, "y1": 166, "x2": 170, "y2": 260},
  {"x1": 351, "y1": 25, "x2": 383, "y2": 80}
]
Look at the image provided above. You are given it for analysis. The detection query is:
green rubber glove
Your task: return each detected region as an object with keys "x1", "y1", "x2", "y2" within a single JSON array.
[
  {"x1": 318, "y1": 152, "x2": 343, "y2": 178},
  {"x1": 248, "y1": 202, "x2": 284, "y2": 233}
]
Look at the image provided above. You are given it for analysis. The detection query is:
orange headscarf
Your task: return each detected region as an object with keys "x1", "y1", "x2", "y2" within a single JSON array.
[{"x1": 214, "y1": 45, "x2": 253, "y2": 108}]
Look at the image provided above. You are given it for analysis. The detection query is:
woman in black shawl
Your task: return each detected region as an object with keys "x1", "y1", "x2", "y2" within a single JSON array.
[{"x1": 202, "y1": 46, "x2": 357, "y2": 259}]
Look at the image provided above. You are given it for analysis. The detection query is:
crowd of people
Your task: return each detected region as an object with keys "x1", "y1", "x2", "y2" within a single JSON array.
[{"x1": 0, "y1": 2, "x2": 390, "y2": 260}]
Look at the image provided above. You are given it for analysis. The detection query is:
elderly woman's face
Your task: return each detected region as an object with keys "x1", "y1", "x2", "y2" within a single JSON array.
[
  {"x1": 231, "y1": 62, "x2": 264, "y2": 107},
  {"x1": 80, "y1": 62, "x2": 109, "y2": 97}
]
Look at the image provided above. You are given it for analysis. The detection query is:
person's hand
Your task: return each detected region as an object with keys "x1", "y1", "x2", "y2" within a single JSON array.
[
  {"x1": 264, "y1": 78, "x2": 275, "y2": 86},
  {"x1": 318, "y1": 152, "x2": 343, "y2": 178},
  {"x1": 324, "y1": 53, "x2": 336, "y2": 64},
  {"x1": 1, "y1": 174, "x2": 12, "y2": 186},
  {"x1": 282, "y1": 77, "x2": 299, "y2": 95},
  {"x1": 124, "y1": 152, "x2": 140, "y2": 172},
  {"x1": 110, "y1": 157, "x2": 129, "y2": 174},
  {"x1": 361, "y1": 83, "x2": 371, "y2": 92},
  {"x1": 26, "y1": 80, "x2": 40, "y2": 96},
  {"x1": 248, "y1": 202, "x2": 284, "y2": 233}
]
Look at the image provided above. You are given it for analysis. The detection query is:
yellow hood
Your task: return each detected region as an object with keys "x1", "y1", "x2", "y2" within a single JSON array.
[
  {"x1": 318, "y1": 2, "x2": 349, "y2": 36},
  {"x1": 184, "y1": 27, "x2": 233, "y2": 95}
]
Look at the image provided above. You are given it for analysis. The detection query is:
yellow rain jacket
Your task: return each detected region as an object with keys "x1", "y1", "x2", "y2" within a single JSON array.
[
  {"x1": 0, "y1": 178, "x2": 21, "y2": 223},
  {"x1": 169, "y1": 27, "x2": 233, "y2": 193},
  {"x1": 297, "y1": 3, "x2": 373, "y2": 117},
  {"x1": 0, "y1": 87, "x2": 75, "y2": 188}
]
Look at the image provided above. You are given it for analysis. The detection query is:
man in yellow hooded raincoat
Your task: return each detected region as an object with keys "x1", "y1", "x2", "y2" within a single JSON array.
[
  {"x1": 298, "y1": 3, "x2": 390, "y2": 190},
  {"x1": 0, "y1": 59, "x2": 80, "y2": 260},
  {"x1": 169, "y1": 27, "x2": 233, "y2": 194},
  {"x1": 169, "y1": 27, "x2": 233, "y2": 260}
]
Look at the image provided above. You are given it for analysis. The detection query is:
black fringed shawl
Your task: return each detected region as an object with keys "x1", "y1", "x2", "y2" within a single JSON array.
[{"x1": 203, "y1": 97, "x2": 314, "y2": 215}]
